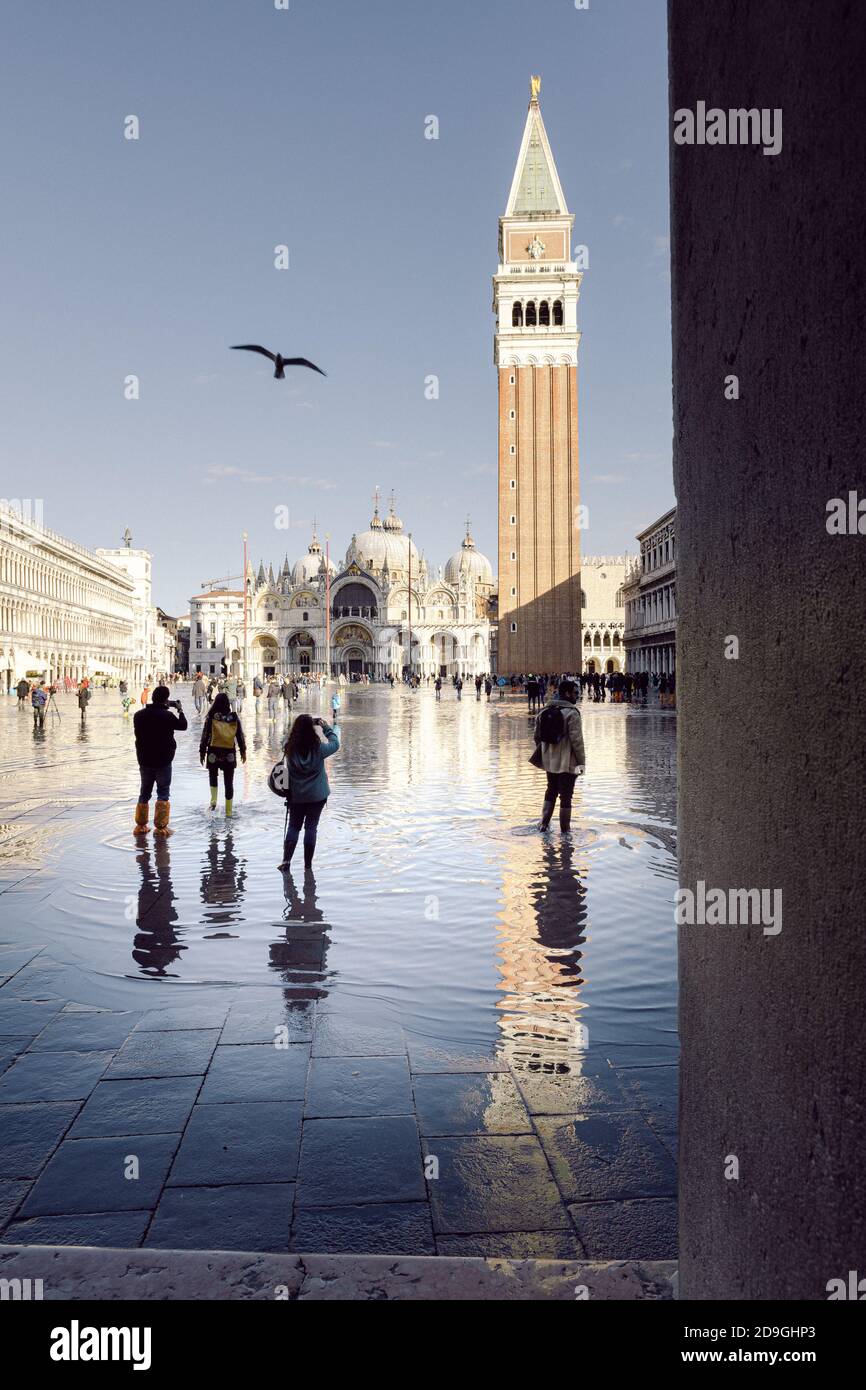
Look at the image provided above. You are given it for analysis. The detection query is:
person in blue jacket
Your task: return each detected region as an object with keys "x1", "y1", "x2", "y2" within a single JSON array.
[{"x1": 277, "y1": 713, "x2": 340, "y2": 873}]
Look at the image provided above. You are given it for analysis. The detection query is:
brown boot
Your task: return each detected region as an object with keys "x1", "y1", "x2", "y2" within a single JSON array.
[
  {"x1": 153, "y1": 800, "x2": 172, "y2": 837},
  {"x1": 133, "y1": 802, "x2": 150, "y2": 835}
]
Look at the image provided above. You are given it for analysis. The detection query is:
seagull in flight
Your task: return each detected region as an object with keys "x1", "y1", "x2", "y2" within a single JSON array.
[{"x1": 230, "y1": 345, "x2": 327, "y2": 380}]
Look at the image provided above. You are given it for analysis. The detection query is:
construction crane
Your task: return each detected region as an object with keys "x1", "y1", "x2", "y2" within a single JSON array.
[{"x1": 199, "y1": 570, "x2": 246, "y2": 592}]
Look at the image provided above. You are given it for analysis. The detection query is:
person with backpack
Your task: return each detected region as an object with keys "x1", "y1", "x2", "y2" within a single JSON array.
[
  {"x1": 200, "y1": 691, "x2": 246, "y2": 818},
  {"x1": 274, "y1": 713, "x2": 340, "y2": 873},
  {"x1": 533, "y1": 678, "x2": 586, "y2": 834},
  {"x1": 455, "y1": 676, "x2": 464, "y2": 701}
]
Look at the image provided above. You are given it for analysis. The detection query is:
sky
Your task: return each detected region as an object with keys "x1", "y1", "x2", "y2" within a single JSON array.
[{"x1": 0, "y1": 0, "x2": 673, "y2": 613}]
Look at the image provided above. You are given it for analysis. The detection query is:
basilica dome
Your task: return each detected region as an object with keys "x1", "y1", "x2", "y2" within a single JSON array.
[
  {"x1": 346, "y1": 499, "x2": 419, "y2": 574},
  {"x1": 444, "y1": 525, "x2": 494, "y2": 588},
  {"x1": 291, "y1": 531, "x2": 336, "y2": 586}
]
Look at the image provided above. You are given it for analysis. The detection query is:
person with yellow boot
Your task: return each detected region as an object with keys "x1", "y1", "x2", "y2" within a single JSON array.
[
  {"x1": 132, "y1": 685, "x2": 188, "y2": 836},
  {"x1": 199, "y1": 691, "x2": 246, "y2": 818}
]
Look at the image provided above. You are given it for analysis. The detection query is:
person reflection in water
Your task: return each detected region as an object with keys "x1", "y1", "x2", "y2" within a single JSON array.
[
  {"x1": 277, "y1": 713, "x2": 340, "y2": 874},
  {"x1": 200, "y1": 829, "x2": 247, "y2": 933},
  {"x1": 131, "y1": 839, "x2": 185, "y2": 978}
]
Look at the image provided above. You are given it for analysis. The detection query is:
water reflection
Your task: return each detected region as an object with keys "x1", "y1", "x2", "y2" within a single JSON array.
[
  {"x1": 131, "y1": 840, "x2": 185, "y2": 978},
  {"x1": 268, "y1": 870, "x2": 332, "y2": 1001},
  {"x1": 200, "y1": 830, "x2": 247, "y2": 937}
]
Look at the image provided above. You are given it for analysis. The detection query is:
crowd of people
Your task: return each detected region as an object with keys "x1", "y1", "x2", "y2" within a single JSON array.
[{"x1": 11, "y1": 659, "x2": 676, "y2": 870}]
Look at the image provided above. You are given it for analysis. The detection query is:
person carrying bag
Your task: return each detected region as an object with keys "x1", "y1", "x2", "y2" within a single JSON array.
[{"x1": 270, "y1": 714, "x2": 340, "y2": 874}]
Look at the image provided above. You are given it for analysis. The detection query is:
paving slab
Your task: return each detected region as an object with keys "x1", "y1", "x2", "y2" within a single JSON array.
[
  {"x1": 146, "y1": 1183, "x2": 295, "y2": 1252},
  {"x1": 19, "y1": 1133, "x2": 182, "y2": 1216},
  {"x1": 28, "y1": 1011, "x2": 141, "y2": 1052},
  {"x1": 0, "y1": 998, "x2": 63, "y2": 1039},
  {"x1": 424, "y1": 1134, "x2": 571, "y2": 1234},
  {"x1": 105, "y1": 1028, "x2": 220, "y2": 1079},
  {"x1": 312, "y1": 1014, "x2": 406, "y2": 1058},
  {"x1": 407, "y1": 1042, "x2": 509, "y2": 1073},
  {"x1": 168, "y1": 1101, "x2": 303, "y2": 1185},
  {"x1": 414, "y1": 1071, "x2": 533, "y2": 1135},
  {"x1": 568, "y1": 1198, "x2": 678, "y2": 1260},
  {"x1": 221, "y1": 1001, "x2": 315, "y2": 1045},
  {"x1": 0, "y1": 1180, "x2": 29, "y2": 1229},
  {"x1": 535, "y1": 1113, "x2": 678, "y2": 1202},
  {"x1": 0, "y1": 1050, "x2": 114, "y2": 1103},
  {"x1": 134, "y1": 1003, "x2": 231, "y2": 1032},
  {"x1": 305, "y1": 1055, "x2": 413, "y2": 1118},
  {"x1": 435, "y1": 1229, "x2": 585, "y2": 1259},
  {"x1": 295, "y1": 1116, "x2": 425, "y2": 1206},
  {"x1": 0, "y1": 1101, "x2": 80, "y2": 1177},
  {"x1": 515, "y1": 1067, "x2": 631, "y2": 1116},
  {"x1": 69, "y1": 1077, "x2": 202, "y2": 1139},
  {"x1": 4, "y1": 1210, "x2": 152, "y2": 1248},
  {"x1": 197, "y1": 1043, "x2": 309, "y2": 1103},
  {"x1": 291, "y1": 1200, "x2": 435, "y2": 1255}
]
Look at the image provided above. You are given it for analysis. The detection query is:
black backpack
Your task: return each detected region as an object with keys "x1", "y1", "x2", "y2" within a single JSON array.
[{"x1": 537, "y1": 704, "x2": 566, "y2": 744}]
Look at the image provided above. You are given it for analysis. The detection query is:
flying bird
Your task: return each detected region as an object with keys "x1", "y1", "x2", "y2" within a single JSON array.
[{"x1": 230, "y1": 345, "x2": 326, "y2": 379}]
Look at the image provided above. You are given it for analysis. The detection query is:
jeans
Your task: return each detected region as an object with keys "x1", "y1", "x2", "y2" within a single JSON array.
[
  {"x1": 283, "y1": 799, "x2": 326, "y2": 862},
  {"x1": 138, "y1": 763, "x2": 173, "y2": 802},
  {"x1": 544, "y1": 771, "x2": 577, "y2": 812},
  {"x1": 194, "y1": 695, "x2": 204, "y2": 712}
]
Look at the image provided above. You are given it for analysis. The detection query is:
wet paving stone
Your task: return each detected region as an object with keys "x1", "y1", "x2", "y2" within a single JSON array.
[
  {"x1": 168, "y1": 1101, "x2": 304, "y2": 1185},
  {"x1": 291, "y1": 1201, "x2": 435, "y2": 1255},
  {"x1": 407, "y1": 1042, "x2": 509, "y2": 1073},
  {"x1": 29, "y1": 1011, "x2": 141, "y2": 1052},
  {"x1": 0, "y1": 1101, "x2": 80, "y2": 1177},
  {"x1": 146, "y1": 1183, "x2": 294, "y2": 1252},
  {"x1": 414, "y1": 1072, "x2": 532, "y2": 1135},
  {"x1": 134, "y1": 1004, "x2": 231, "y2": 1032},
  {"x1": 305, "y1": 1056, "x2": 413, "y2": 1118},
  {"x1": 295, "y1": 1116, "x2": 425, "y2": 1207},
  {"x1": 5, "y1": 1210, "x2": 152, "y2": 1248},
  {"x1": 0, "y1": 1179, "x2": 29, "y2": 1229},
  {"x1": 221, "y1": 1000, "x2": 315, "y2": 1045},
  {"x1": 0, "y1": 998, "x2": 62, "y2": 1039},
  {"x1": 105, "y1": 1028, "x2": 220, "y2": 1079},
  {"x1": 613, "y1": 1064, "x2": 678, "y2": 1116},
  {"x1": 0, "y1": 1050, "x2": 114, "y2": 1104},
  {"x1": 69, "y1": 1077, "x2": 202, "y2": 1139},
  {"x1": 198, "y1": 1043, "x2": 309, "y2": 1103},
  {"x1": 435, "y1": 1229, "x2": 585, "y2": 1259},
  {"x1": 0, "y1": 1040, "x2": 31, "y2": 1076},
  {"x1": 535, "y1": 1112, "x2": 678, "y2": 1202},
  {"x1": 424, "y1": 1134, "x2": 571, "y2": 1234},
  {"x1": 568, "y1": 1197, "x2": 677, "y2": 1259},
  {"x1": 20, "y1": 1133, "x2": 182, "y2": 1215},
  {"x1": 311, "y1": 1014, "x2": 406, "y2": 1058},
  {"x1": 515, "y1": 1067, "x2": 631, "y2": 1116}
]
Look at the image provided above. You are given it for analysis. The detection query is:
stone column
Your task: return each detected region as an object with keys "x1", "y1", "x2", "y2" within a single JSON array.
[{"x1": 670, "y1": 0, "x2": 866, "y2": 1299}]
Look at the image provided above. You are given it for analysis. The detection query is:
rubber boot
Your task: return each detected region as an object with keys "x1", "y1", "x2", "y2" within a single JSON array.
[
  {"x1": 209, "y1": 785, "x2": 218, "y2": 809},
  {"x1": 539, "y1": 800, "x2": 555, "y2": 831},
  {"x1": 303, "y1": 842, "x2": 315, "y2": 872},
  {"x1": 560, "y1": 806, "x2": 572, "y2": 834},
  {"x1": 153, "y1": 800, "x2": 172, "y2": 837},
  {"x1": 133, "y1": 801, "x2": 150, "y2": 835},
  {"x1": 225, "y1": 798, "x2": 233, "y2": 818}
]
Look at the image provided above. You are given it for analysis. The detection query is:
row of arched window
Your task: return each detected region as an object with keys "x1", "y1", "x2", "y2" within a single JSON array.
[
  {"x1": 512, "y1": 299, "x2": 564, "y2": 327},
  {"x1": 583, "y1": 630, "x2": 623, "y2": 648}
]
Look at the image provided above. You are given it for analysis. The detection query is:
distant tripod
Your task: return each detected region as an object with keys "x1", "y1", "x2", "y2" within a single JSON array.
[{"x1": 46, "y1": 690, "x2": 61, "y2": 720}]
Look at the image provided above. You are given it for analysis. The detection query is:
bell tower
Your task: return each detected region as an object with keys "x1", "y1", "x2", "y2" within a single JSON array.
[{"x1": 494, "y1": 78, "x2": 582, "y2": 673}]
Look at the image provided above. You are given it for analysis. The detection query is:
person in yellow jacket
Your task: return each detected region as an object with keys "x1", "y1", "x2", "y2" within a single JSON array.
[{"x1": 199, "y1": 692, "x2": 246, "y2": 817}]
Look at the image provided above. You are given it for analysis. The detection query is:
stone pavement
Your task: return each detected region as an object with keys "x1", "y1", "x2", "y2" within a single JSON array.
[{"x1": 0, "y1": 941, "x2": 676, "y2": 1260}]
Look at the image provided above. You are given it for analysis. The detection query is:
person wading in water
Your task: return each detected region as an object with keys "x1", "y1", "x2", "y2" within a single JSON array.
[
  {"x1": 200, "y1": 691, "x2": 246, "y2": 818},
  {"x1": 276, "y1": 713, "x2": 340, "y2": 874}
]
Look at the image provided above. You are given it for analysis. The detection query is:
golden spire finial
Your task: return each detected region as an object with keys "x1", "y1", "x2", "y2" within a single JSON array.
[{"x1": 530, "y1": 75, "x2": 541, "y2": 103}]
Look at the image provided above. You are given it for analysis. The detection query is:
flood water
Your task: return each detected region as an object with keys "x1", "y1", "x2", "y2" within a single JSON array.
[{"x1": 0, "y1": 685, "x2": 678, "y2": 1076}]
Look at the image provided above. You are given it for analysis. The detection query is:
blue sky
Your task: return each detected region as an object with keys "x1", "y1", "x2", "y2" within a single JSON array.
[{"x1": 0, "y1": 0, "x2": 673, "y2": 612}]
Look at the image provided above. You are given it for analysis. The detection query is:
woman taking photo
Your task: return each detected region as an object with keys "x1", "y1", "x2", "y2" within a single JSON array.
[
  {"x1": 277, "y1": 713, "x2": 340, "y2": 873},
  {"x1": 200, "y1": 691, "x2": 246, "y2": 817}
]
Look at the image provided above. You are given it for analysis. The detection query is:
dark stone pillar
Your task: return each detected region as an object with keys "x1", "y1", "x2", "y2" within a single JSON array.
[{"x1": 669, "y1": 0, "x2": 866, "y2": 1298}]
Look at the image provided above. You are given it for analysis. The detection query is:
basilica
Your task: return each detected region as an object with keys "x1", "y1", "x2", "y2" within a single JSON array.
[{"x1": 188, "y1": 494, "x2": 495, "y2": 681}]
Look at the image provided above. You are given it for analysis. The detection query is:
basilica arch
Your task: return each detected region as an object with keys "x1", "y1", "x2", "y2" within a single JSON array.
[
  {"x1": 333, "y1": 620, "x2": 375, "y2": 677},
  {"x1": 286, "y1": 630, "x2": 317, "y2": 674}
]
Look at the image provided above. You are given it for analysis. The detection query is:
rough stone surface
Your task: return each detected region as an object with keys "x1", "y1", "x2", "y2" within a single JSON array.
[
  {"x1": 0, "y1": 1244, "x2": 676, "y2": 1300},
  {"x1": 670, "y1": 0, "x2": 866, "y2": 1299}
]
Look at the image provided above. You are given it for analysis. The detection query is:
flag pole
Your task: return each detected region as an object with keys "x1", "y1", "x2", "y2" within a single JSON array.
[{"x1": 325, "y1": 534, "x2": 331, "y2": 680}]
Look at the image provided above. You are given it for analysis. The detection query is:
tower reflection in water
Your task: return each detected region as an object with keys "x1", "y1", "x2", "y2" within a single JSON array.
[{"x1": 496, "y1": 832, "x2": 589, "y2": 1074}]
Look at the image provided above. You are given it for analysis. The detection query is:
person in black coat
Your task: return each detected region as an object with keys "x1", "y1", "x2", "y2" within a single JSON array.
[{"x1": 132, "y1": 686, "x2": 187, "y2": 836}]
